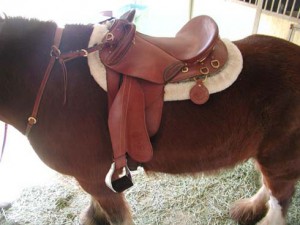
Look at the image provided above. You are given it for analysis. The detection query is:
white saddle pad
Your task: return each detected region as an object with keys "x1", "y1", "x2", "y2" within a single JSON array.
[{"x1": 87, "y1": 23, "x2": 243, "y2": 101}]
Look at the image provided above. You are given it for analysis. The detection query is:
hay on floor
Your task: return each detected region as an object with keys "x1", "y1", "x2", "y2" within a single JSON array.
[{"x1": 1, "y1": 160, "x2": 300, "y2": 225}]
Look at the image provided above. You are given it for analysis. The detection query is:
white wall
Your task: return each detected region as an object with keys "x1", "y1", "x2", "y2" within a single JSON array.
[
  {"x1": 192, "y1": 0, "x2": 257, "y2": 40},
  {"x1": 0, "y1": 0, "x2": 121, "y2": 26},
  {"x1": 134, "y1": 0, "x2": 190, "y2": 36},
  {"x1": 133, "y1": 0, "x2": 257, "y2": 40},
  {"x1": 192, "y1": 0, "x2": 300, "y2": 44},
  {"x1": 258, "y1": 13, "x2": 300, "y2": 45}
]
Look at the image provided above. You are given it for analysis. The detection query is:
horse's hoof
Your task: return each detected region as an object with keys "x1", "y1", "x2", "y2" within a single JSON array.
[{"x1": 230, "y1": 198, "x2": 267, "y2": 225}]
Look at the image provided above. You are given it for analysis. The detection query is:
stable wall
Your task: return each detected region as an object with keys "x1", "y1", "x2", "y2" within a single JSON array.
[
  {"x1": 258, "y1": 13, "x2": 300, "y2": 45},
  {"x1": 192, "y1": 0, "x2": 256, "y2": 40}
]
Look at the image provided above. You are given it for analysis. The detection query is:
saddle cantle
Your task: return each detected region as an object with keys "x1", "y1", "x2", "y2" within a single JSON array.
[
  {"x1": 138, "y1": 15, "x2": 219, "y2": 63},
  {"x1": 99, "y1": 10, "x2": 229, "y2": 192}
]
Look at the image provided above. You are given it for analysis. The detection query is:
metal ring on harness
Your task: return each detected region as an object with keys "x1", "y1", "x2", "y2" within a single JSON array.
[
  {"x1": 81, "y1": 49, "x2": 88, "y2": 57},
  {"x1": 106, "y1": 32, "x2": 114, "y2": 41}
]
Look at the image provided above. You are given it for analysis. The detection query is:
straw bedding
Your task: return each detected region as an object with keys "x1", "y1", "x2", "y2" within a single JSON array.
[{"x1": 1, "y1": 160, "x2": 299, "y2": 225}]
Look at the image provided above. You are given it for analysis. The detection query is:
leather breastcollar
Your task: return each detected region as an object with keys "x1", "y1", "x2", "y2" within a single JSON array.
[
  {"x1": 25, "y1": 26, "x2": 110, "y2": 136},
  {"x1": 25, "y1": 27, "x2": 64, "y2": 136}
]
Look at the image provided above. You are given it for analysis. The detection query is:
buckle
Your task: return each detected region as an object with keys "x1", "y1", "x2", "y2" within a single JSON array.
[{"x1": 105, "y1": 162, "x2": 133, "y2": 193}]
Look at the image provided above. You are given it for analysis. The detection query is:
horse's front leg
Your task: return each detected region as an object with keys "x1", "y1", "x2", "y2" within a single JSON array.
[{"x1": 77, "y1": 179, "x2": 133, "y2": 225}]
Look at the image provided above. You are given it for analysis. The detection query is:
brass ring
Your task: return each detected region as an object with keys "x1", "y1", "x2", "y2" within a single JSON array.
[
  {"x1": 50, "y1": 46, "x2": 61, "y2": 57},
  {"x1": 181, "y1": 66, "x2": 189, "y2": 73},
  {"x1": 81, "y1": 49, "x2": 88, "y2": 57},
  {"x1": 28, "y1": 116, "x2": 37, "y2": 125},
  {"x1": 106, "y1": 32, "x2": 114, "y2": 41},
  {"x1": 211, "y1": 59, "x2": 220, "y2": 69},
  {"x1": 200, "y1": 67, "x2": 209, "y2": 75}
]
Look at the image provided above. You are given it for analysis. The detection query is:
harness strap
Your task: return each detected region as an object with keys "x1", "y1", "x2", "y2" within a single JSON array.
[
  {"x1": 25, "y1": 24, "x2": 110, "y2": 137},
  {"x1": 25, "y1": 28, "x2": 64, "y2": 136}
]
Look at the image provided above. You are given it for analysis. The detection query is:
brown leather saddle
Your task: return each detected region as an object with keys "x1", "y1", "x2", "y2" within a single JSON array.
[{"x1": 101, "y1": 10, "x2": 228, "y2": 192}]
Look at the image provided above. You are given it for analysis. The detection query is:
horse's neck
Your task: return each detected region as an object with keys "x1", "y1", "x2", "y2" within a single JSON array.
[
  {"x1": 0, "y1": 19, "x2": 93, "y2": 133},
  {"x1": 0, "y1": 19, "x2": 55, "y2": 132}
]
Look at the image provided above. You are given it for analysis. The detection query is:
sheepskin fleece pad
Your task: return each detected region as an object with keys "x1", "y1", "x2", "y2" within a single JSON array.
[{"x1": 87, "y1": 23, "x2": 243, "y2": 102}]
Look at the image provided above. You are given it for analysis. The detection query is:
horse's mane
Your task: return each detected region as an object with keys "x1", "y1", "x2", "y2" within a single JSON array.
[
  {"x1": 4, "y1": 16, "x2": 56, "y2": 32},
  {"x1": 0, "y1": 17, "x2": 57, "y2": 50}
]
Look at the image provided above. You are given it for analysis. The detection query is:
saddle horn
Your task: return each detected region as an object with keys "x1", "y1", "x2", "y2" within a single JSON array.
[{"x1": 120, "y1": 9, "x2": 136, "y2": 23}]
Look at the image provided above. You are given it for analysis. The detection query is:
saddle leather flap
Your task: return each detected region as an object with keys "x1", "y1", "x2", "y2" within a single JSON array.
[
  {"x1": 108, "y1": 76, "x2": 153, "y2": 169},
  {"x1": 126, "y1": 78, "x2": 153, "y2": 162}
]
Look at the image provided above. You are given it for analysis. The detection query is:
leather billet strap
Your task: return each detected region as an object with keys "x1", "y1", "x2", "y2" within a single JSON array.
[{"x1": 25, "y1": 28, "x2": 64, "y2": 136}]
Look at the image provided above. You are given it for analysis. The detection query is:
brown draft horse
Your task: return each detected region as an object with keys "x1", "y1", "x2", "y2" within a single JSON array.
[{"x1": 0, "y1": 14, "x2": 299, "y2": 225}]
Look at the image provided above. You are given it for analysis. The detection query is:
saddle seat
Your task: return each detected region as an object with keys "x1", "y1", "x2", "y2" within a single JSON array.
[
  {"x1": 138, "y1": 15, "x2": 219, "y2": 63},
  {"x1": 100, "y1": 12, "x2": 227, "y2": 85}
]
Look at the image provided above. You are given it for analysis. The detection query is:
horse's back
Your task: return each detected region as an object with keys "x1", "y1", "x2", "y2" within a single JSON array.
[
  {"x1": 234, "y1": 34, "x2": 300, "y2": 103},
  {"x1": 235, "y1": 34, "x2": 300, "y2": 74},
  {"x1": 146, "y1": 34, "x2": 300, "y2": 174}
]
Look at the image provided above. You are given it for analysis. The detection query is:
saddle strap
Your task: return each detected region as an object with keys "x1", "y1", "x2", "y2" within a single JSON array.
[
  {"x1": 108, "y1": 75, "x2": 153, "y2": 169},
  {"x1": 106, "y1": 67, "x2": 122, "y2": 109},
  {"x1": 125, "y1": 78, "x2": 154, "y2": 163},
  {"x1": 138, "y1": 80, "x2": 164, "y2": 136},
  {"x1": 25, "y1": 28, "x2": 64, "y2": 136}
]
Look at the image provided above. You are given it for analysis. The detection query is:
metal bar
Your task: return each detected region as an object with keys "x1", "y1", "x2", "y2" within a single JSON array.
[
  {"x1": 289, "y1": 0, "x2": 296, "y2": 17},
  {"x1": 288, "y1": 24, "x2": 294, "y2": 41},
  {"x1": 277, "y1": 0, "x2": 283, "y2": 13},
  {"x1": 270, "y1": 0, "x2": 276, "y2": 12},
  {"x1": 253, "y1": 0, "x2": 264, "y2": 33},
  {"x1": 263, "y1": 0, "x2": 269, "y2": 10},
  {"x1": 283, "y1": 0, "x2": 289, "y2": 15},
  {"x1": 288, "y1": 23, "x2": 300, "y2": 41},
  {"x1": 189, "y1": 0, "x2": 194, "y2": 20}
]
